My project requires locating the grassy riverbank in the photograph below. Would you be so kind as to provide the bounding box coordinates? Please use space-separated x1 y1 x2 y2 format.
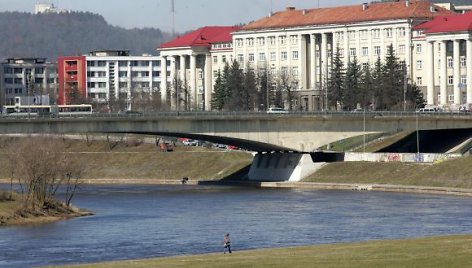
304 156 472 189
54 234 472 268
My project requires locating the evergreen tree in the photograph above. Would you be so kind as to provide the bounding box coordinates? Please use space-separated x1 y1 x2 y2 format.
257 68 270 110
359 62 374 109
343 56 361 110
243 65 257 111
406 83 426 109
382 44 404 110
372 57 384 110
211 70 226 110
327 46 344 110
226 60 245 111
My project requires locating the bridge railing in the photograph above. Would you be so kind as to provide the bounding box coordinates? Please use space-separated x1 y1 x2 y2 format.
1 110 471 120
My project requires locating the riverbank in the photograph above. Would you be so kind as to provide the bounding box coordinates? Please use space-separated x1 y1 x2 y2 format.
54 234 472 268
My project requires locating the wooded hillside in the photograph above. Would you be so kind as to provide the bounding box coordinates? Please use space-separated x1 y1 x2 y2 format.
0 12 172 60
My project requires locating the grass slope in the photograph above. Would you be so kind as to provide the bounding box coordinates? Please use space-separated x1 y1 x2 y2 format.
55 235 472 268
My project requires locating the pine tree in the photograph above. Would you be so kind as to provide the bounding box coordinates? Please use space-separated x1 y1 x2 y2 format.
343 56 361 110
211 70 226 110
382 44 404 110
327 46 344 110
226 60 245 111
372 57 383 110
359 62 374 109
243 66 257 111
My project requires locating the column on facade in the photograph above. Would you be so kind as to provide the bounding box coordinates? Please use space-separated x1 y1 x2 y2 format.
160 56 167 104
299 34 306 90
170 56 177 110
440 41 447 105
309 34 316 89
204 53 212 110
405 26 411 78
453 39 461 105
380 28 385 61
321 32 329 87
356 30 361 61
344 29 349 68
467 39 472 104
426 41 435 105
180 55 186 84
190 54 197 109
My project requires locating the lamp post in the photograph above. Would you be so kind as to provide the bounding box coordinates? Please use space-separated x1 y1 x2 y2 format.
363 106 366 152
415 104 420 156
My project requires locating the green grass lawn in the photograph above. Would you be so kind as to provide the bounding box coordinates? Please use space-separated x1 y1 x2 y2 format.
54 235 472 268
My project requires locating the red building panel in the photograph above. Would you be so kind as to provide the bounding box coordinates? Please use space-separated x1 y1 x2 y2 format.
57 56 87 105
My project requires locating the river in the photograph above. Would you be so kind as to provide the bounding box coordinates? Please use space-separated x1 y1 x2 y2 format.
1 184 472 267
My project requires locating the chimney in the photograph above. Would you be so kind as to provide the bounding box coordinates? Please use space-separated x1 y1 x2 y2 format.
302 9 308 15
362 3 368 11
430 5 436 12
405 0 410 7
286 6 295 11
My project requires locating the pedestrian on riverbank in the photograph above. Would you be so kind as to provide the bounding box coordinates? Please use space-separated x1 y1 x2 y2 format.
223 233 232 254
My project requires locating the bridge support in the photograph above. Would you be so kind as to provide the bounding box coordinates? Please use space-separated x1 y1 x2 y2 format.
248 152 325 182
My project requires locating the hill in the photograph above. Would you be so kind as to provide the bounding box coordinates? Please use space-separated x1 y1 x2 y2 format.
0 12 172 60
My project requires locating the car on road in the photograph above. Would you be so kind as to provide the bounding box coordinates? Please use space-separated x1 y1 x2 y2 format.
267 107 288 114
182 139 198 146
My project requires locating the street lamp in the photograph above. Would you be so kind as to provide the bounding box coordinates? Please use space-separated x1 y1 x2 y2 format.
415 104 421 158
363 106 366 152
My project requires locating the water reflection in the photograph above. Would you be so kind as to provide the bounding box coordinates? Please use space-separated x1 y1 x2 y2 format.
1 184 472 267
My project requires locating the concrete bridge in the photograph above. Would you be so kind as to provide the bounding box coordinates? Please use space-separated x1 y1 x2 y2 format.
1 111 471 182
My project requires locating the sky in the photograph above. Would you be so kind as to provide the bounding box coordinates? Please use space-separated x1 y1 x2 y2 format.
0 0 367 33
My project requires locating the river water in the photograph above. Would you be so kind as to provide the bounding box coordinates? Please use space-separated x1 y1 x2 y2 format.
1 184 472 267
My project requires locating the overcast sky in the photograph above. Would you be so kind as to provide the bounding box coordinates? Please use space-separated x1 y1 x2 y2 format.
0 0 366 33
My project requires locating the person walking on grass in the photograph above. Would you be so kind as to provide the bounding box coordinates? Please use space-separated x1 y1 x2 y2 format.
223 233 232 254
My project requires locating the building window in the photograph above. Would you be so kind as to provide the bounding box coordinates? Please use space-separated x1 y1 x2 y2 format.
360 30 368 40
447 57 453 68
416 77 422 85
268 36 276 46
198 70 203 79
119 71 127 77
213 71 218 78
460 56 466 68
236 38 243 47
281 51 287 61
448 75 454 85
448 94 454 102
336 32 344 42
416 60 422 70
247 38 254 47
461 75 467 86
374 46 381 56
291 66 299 76
281 66 288 75
385 28 393 38
270 52 276 61
292 51 299 60
248 53 254 62
373 29 380 39
222 55 226 63
213 56 218 64
362 63 369 70
259 52 266 61
398 45 405 55
279 36 286 45
237 54 244 62
350 48 356 57
290 35 298 45
257 37 265 46
416 44 422 53
362 47 369 56
398 27 406 37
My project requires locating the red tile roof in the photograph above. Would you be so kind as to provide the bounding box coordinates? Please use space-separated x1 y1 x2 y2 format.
160 26 241 49
415 11 472 33
241 0 453 31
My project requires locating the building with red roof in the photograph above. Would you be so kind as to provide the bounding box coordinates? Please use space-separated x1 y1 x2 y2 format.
411 10 472 108
158 26 240 110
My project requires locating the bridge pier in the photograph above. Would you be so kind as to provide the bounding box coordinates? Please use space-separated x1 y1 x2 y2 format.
248 152 325 182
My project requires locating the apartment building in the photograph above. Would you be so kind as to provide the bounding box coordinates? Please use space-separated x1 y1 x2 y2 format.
0 58 57 106
57 50 163 107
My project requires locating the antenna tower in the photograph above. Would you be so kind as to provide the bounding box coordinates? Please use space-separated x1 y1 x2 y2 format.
171 0 175 36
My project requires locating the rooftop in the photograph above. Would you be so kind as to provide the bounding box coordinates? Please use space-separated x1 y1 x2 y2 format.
241 0 453 31
415 10 472 33
160 26 241 49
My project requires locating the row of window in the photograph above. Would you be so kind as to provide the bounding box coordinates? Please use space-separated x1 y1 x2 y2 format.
5 88 23 94
415 76 467 86
3 67 46 74
416 57 468 70
87 60 160 67
212 43 232 49
235 27 407 48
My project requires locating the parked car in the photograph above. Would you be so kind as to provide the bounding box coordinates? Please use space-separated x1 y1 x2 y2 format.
182 139 198 146
267 107 288 113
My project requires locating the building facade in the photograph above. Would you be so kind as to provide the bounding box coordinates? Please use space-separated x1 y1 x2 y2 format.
159 1 471 111
158 26 240 110
1 58 57 106
57 50 163 109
